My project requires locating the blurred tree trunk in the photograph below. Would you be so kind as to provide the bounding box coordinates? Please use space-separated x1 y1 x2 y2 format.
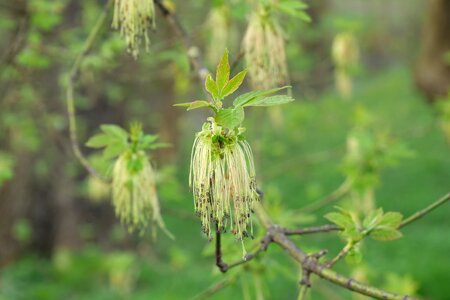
415 0 450 101
50 145 81 251
0 150 33 266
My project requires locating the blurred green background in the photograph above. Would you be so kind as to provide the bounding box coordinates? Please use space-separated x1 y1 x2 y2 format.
0 0 449 299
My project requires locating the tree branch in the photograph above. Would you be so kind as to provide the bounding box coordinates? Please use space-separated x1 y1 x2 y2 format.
283 224 340 236
66 0 113 180
400 192 450 228
266 224 416 300
154 0 209 83
217 232 272 273
190 276 234 300
215 226 228 273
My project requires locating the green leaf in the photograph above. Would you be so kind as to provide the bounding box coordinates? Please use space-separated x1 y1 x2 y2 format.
221 70 247 98
86 134 111 148
173 100 211 111
205 74 219 99
370 228 403 241
378 212 403 229
215 107 245 129
276 1 311 22
140 135 159 149
233 86 290 107
343 226 363 241
243 95 294 107
363 208 384 230
324 212 354 229
103 142 127 159
216 50 230 93
100 124 128 140
345 246 363 265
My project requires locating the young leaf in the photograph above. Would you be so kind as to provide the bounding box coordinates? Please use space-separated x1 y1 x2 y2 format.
378 212 403 229
370 228 403 241
216 50 230 93
215 107 245 129
86 134 111 148
233 86 290 107
205 74 219 99
174 100 211 111
346 246 363 265
100 124 128 141
343 226 363 241
103 142 127 159
363 208 384 230
276 1 311 22
221 70 247 99
324 212 354 229
243 95 294 107
140 135 159 149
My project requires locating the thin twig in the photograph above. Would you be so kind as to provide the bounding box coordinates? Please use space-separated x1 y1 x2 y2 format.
284 224 340 236
66 0 113 180
325 242 353 268
219 232 272 273
189 276 234 300
400 192 450 228
215 226 229 273
298 250 327 300
297 285 309 300
154 0 209 82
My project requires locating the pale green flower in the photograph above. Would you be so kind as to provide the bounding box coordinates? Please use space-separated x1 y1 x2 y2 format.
190 119 258 240
242 11 288 89
112 0 155 58
332 32 360 99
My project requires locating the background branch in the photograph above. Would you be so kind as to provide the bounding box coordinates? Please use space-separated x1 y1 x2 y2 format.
66 0 113 180
400 192 450 228
283 224 340 236
154 0 209 82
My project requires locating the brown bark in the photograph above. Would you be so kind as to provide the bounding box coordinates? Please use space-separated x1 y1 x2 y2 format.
0 150 33 266
415 0 450 101
50 156 81 251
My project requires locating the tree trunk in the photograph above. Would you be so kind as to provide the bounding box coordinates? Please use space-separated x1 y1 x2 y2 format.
50 155 81 251
0 150 33 266
415 0 450 102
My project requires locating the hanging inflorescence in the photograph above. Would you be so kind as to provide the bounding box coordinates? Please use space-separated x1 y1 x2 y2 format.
175 50 293 252
190 119 258 240
112 0 156 58
242 10 288 89
86 122 173 238
112 149 160 232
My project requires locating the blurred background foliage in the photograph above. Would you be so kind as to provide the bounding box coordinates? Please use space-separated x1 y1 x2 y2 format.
0 0 449 299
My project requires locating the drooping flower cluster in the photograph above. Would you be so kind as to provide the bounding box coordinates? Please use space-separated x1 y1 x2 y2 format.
190 119 258 240
112 149 161 233
175 50 293 248
86 123 172 237
112 0 155 58
332 32 360 99
242 11 288 89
